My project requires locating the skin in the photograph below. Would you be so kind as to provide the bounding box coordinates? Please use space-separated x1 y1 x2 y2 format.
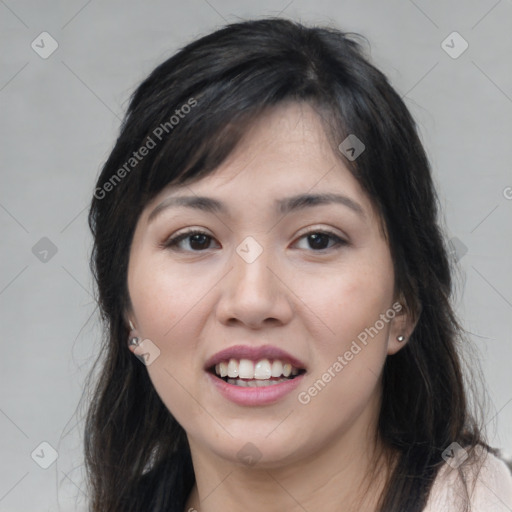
126 102 414 512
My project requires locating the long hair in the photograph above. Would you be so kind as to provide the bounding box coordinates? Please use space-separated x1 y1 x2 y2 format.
84 17 491 511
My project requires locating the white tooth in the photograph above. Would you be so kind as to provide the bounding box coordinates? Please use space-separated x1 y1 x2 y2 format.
255 379 269 387
227 359 239 378
291 367 299 376
271 360 283 377
236 379 248 387
254 359 271 379
245 379 258 387
239 359 255 379
219 361 228 378
227 378 236 385
215 363 221 376
283 363 292 377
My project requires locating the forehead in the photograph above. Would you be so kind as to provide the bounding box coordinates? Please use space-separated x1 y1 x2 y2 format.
146 102 375 217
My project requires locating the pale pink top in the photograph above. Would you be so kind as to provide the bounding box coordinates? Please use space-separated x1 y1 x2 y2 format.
423 449 512 511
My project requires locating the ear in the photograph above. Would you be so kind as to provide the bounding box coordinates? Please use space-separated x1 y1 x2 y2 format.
387 297 418 355
123 311 140 354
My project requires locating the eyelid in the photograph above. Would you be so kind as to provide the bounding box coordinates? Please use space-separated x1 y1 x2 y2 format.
294 224 348 241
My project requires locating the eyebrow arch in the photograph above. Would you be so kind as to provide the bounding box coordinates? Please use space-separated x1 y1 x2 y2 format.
147 192 366 224
277 193 366 219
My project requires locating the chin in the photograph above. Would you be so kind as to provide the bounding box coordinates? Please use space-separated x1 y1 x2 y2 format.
190 426 315 470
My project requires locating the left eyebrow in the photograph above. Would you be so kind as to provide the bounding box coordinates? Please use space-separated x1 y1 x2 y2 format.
147 192 366 224
276 193 366 219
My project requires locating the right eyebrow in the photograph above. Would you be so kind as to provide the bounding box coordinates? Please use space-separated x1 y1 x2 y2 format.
148 196 227 224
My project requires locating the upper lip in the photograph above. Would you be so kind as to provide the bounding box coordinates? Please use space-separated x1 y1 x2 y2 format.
204 345 307 371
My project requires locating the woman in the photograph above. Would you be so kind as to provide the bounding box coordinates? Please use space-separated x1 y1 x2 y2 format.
84 17 512 512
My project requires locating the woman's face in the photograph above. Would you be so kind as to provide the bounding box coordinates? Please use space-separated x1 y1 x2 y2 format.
127 102 409 467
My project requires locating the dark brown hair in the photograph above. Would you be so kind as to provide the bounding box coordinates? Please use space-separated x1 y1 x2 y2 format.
84 17 493 511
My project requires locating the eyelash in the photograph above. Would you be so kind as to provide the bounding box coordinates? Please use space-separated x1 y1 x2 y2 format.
162 228 348 253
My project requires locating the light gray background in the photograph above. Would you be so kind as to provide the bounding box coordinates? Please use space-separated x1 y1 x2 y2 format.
1 1 511 510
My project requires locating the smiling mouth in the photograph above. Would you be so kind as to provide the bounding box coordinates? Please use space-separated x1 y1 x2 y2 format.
208 358 306 387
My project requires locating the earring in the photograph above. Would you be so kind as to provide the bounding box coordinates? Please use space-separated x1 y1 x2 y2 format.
128 336 140 348
397 335 405 342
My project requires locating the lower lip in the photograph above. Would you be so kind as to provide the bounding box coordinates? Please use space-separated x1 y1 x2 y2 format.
207 372 305 406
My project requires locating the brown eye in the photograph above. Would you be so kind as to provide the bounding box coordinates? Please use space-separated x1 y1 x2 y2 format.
164 230 219 252
295 230 348 251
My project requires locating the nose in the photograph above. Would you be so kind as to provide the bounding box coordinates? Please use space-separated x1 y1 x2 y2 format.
215 241 294 329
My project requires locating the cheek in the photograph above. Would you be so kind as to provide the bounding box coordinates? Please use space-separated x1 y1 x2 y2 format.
293 282 393 440
128 254 208 338
294 250 395 352
291 249 395 425
128 257 203 365
128 259 212 429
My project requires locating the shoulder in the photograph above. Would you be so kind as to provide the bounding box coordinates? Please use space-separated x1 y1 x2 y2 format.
423 447 512 512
